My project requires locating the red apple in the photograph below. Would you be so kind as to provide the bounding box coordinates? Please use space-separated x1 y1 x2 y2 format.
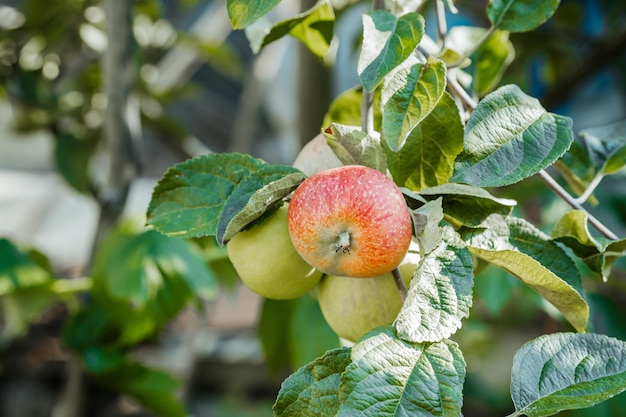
287 165 413 278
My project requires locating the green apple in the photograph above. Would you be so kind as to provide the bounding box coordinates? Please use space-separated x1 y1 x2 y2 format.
227 205 323 300
317 261 417 343
292 133 342 176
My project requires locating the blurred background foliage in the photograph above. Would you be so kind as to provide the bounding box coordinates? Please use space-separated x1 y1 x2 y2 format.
0 0 625 416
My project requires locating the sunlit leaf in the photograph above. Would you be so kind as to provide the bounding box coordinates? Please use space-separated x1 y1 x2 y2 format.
273 347 351 417
227 0 281 29
323 123 387 173
338 327 465 416
358 10 424 92
452 84 574 187
384 92 464 190
395 227 473 343
461 214 588 332
381 56 447 150
487 0 560 33
510 332 626 417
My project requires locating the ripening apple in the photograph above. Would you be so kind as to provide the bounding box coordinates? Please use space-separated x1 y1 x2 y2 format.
227 205 323 300
287 165 413 278
318 260 418 343
292 133 342 176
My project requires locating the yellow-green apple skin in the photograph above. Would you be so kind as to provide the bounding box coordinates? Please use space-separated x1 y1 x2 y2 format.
318 261 418 343
288 165 413 278
227 205 323 300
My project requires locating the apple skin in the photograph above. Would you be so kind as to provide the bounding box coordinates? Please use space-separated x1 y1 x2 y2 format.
292 133 343 176
227 205 323 300
318 261 417 343
287 165 413 278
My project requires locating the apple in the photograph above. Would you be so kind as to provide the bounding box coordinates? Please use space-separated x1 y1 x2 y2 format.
292 133 342 176
227 205 323 300
287 165 413 278
318 261 418 343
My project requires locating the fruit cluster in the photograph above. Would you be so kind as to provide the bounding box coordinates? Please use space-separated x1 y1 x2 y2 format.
227 136 416 342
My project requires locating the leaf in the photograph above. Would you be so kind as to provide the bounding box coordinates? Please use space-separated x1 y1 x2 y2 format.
418 183 517 227
323 123 387 172
461 214 589 332
411 197 444 255
216 167 305 245
338 327 465 416
93 359 186 417
248 0 335 58
273 347 352 417
147 153 300 240
384 92 464 190
510 332 626 417
472 29 515 96
227 0 281 29
259 297 340 375
452 84 574 187
579 119 626 176
395 227 474 343
358 10 424 92
552 210 626 281
54 132 97 193
381 56 447 150
322 86 383 131
289 296 341 370
487 0 560 33
0 239 54 296
91 229 217 346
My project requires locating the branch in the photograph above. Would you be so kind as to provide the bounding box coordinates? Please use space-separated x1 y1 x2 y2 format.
392 267 408 303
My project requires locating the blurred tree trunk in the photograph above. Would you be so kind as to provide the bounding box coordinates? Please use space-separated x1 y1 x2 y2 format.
297 0 332 148
54 1 136 416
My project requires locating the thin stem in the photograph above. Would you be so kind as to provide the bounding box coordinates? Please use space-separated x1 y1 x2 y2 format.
574 171 603 204
537 170 618 240
391 267 408 303
434 0 448 47
361 90 375 134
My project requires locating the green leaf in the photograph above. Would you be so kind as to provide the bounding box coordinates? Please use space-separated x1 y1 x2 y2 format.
54 133 97 193
395 227 474 343
227 0 281 29
216 166 305 245
381 56 447 150
273 347 351 417
323 123 387 172
289 296 341 370
473 29 515 96
92 229 217 346
248 0 335 58
418 183 517 227
0 238 53 295
510 332 626 417
552 210 626 281
322 86 382 131
487 0 560 33
259 297 340 375
410 197 444 255
384 92 464 190
338 327 465 416
358 10 424 92
461 214 589 332
452 84 574 187
474 264 520 315
93 359 186 417
147 153 299 240
579 119 626 175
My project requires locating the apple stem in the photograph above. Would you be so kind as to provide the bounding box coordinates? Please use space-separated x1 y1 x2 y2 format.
391 267 407 303
335 231 351 254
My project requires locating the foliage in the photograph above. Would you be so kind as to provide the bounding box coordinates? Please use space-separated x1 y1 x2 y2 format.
1 0 626 416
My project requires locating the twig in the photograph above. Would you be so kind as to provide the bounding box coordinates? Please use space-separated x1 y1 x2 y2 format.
434 0 448 48
391 267 408 303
